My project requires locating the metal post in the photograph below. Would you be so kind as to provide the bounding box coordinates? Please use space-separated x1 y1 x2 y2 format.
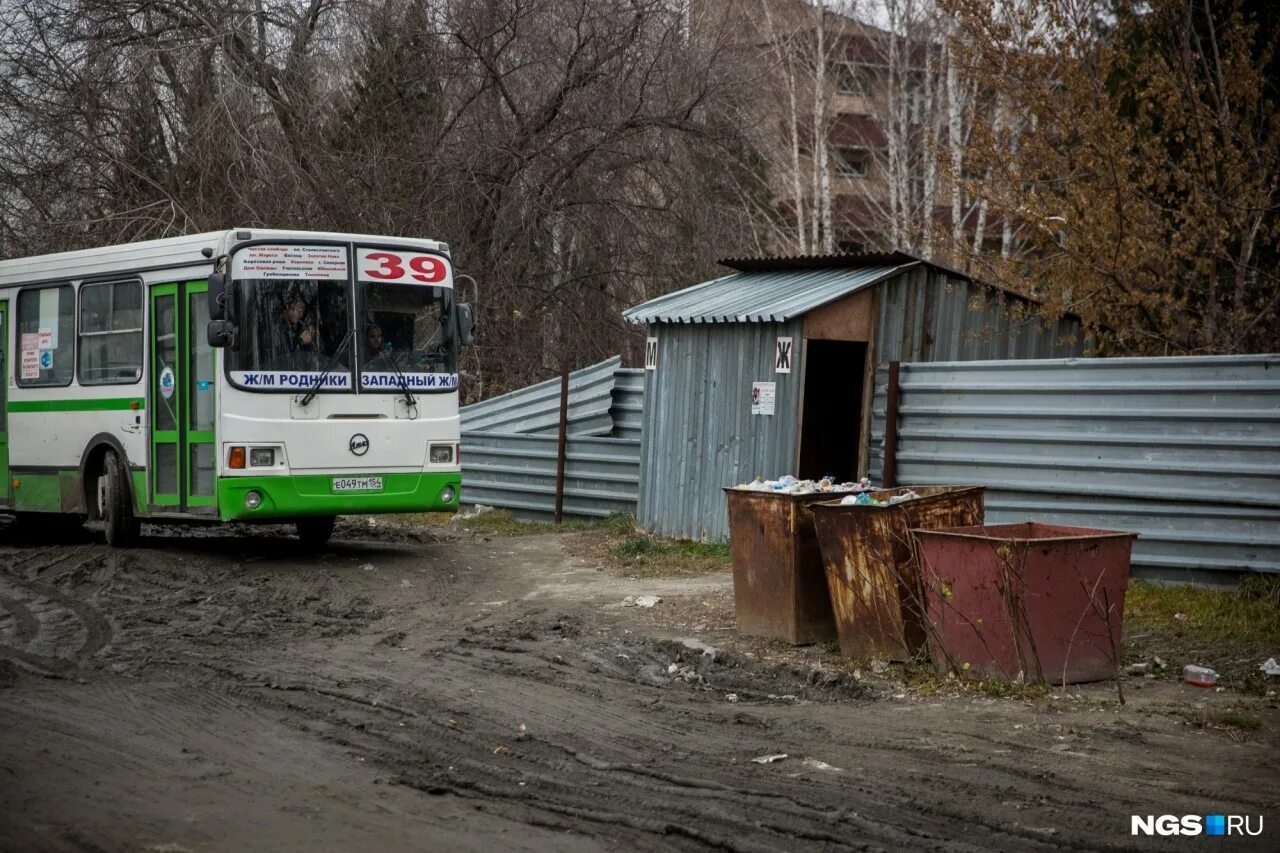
882 361 900 488
553 360 570 523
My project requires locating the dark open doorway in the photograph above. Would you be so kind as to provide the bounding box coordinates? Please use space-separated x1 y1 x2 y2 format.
797 340 867 482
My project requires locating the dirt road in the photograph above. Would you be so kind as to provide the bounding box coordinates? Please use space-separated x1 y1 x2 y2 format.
1 521 1276 851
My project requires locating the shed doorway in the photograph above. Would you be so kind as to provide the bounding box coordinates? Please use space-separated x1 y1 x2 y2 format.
797 340 867 482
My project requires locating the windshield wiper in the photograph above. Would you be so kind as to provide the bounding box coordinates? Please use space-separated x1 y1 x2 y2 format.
384 349 418 410
298 329 353 407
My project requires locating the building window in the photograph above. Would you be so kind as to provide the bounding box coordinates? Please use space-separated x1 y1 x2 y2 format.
834 147 869 178
79 280 144 385
834 62 864 96
16 284 75 387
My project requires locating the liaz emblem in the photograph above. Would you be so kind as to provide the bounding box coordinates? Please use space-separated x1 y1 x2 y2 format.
348 433 370 456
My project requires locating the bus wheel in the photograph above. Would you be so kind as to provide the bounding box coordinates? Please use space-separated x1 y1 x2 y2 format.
103 451 140 547
296 516 336 547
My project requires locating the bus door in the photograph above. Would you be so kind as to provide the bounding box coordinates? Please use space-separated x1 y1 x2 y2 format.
0 301 8 506
149 281 216 512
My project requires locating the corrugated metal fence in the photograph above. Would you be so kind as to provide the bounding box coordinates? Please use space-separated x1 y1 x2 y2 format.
871 355 1280 581
460 358 644 520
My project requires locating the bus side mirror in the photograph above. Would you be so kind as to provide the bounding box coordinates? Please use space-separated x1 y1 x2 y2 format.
457 303 476 346
208 272 227 321
207 320 237 349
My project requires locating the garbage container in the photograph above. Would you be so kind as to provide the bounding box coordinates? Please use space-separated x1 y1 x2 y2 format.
810 486 985 661
723 488 840 644
913 522 1137 684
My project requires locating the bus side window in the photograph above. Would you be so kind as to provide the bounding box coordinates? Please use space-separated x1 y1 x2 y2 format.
16 284 75 388
78 280 144 385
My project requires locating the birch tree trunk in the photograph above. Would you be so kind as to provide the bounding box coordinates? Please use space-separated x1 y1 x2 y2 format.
761 0 809 252
946 25 964 260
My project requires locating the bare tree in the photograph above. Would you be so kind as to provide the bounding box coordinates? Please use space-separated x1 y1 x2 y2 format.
0 0 762 399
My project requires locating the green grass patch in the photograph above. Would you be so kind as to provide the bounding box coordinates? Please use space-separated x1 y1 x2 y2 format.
1127 578 1280 646
611 536 729 560
607 533 730 577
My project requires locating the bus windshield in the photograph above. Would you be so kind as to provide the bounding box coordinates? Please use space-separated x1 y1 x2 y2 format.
229 278 353 389
358 281 457 390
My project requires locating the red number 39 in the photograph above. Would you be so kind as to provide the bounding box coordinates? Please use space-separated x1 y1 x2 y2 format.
364 251 446 283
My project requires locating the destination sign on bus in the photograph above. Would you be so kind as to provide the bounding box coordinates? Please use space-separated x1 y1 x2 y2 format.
230 371 352 389
232 245 348 280
360 372 459 390
228 372 459 390
356 248 451 286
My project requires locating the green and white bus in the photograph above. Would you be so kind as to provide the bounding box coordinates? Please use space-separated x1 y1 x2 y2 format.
0 229 474 546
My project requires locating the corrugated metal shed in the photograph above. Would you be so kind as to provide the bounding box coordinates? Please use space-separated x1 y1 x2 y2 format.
626 252 1085 542
869 355 1280 581
874 265 1081 361
623 264 909 324
636 320 804 541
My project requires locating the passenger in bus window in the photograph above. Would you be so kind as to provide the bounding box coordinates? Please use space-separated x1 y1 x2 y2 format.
365 323 384 356
279 294 316 353
363 322 393 371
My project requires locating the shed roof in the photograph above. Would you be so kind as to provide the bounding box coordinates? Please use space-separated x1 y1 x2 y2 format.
623 260 915 325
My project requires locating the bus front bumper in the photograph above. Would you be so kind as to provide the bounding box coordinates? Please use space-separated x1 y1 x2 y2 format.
217 472 462 520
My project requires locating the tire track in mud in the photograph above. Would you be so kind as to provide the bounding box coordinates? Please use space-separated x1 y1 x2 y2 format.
171 623 1163 853
0 573 112 675
3 530 1272 852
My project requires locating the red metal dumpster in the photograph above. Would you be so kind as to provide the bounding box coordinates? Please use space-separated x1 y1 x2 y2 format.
723 488 839 644
913 523 1137 684
810 486 985 661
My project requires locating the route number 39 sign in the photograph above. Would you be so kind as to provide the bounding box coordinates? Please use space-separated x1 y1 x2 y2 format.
356 248 452 285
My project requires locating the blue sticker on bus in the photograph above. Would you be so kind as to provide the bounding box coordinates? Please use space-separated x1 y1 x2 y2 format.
197 380 211 391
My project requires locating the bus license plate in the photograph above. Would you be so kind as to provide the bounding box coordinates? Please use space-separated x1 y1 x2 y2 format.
332 476 383 493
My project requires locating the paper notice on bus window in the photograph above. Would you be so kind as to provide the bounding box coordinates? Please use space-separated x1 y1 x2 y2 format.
37 328 53 350
20 332 38 351
21 349 39 379
231 245 348 280
38 290 58 348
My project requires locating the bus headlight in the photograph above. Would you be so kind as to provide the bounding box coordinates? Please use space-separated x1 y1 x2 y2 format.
429 443 454 464
245 490 263 510
440 486 455 504
249 448 275 467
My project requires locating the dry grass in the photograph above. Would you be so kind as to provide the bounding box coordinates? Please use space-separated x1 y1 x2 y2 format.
1125 576 1280 694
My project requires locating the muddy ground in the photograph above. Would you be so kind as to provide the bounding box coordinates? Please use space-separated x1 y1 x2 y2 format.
1 519 1276 852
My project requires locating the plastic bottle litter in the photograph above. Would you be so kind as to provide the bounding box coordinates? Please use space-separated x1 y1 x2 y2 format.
1182 664 1218 687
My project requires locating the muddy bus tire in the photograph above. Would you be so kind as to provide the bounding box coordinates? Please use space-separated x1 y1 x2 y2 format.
297 516 336 547
103 451 141 548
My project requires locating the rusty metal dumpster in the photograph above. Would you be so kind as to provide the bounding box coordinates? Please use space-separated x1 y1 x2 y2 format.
723 489 839 644
810 486 985 661
914 522 1137 684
